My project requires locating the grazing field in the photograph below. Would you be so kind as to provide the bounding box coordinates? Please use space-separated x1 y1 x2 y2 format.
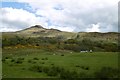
2 48 119 78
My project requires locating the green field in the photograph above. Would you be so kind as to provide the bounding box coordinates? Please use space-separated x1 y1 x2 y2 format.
2 48 119 78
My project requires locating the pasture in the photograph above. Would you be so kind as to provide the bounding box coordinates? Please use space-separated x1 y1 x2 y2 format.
2 48 119 78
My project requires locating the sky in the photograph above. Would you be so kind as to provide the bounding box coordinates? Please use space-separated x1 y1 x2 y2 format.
0 0 119 32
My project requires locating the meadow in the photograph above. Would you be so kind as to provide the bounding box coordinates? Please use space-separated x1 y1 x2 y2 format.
2 48 119 79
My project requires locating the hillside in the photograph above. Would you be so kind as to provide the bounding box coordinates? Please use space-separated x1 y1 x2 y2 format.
2 25 119 41
2 25 119 52
2 25 76 39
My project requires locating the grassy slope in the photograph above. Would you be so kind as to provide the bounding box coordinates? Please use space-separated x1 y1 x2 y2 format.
2 31 119 43
2 48 118 78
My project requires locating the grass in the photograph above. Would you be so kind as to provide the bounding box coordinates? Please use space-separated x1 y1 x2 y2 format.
2 48 119 78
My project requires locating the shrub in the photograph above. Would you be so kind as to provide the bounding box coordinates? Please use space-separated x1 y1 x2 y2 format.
33 57 39 60
32 61 36 64
11 59 15 62
61 54 64 56
94 67 119 79
41 62 45 64
18 57 24 60
8 64 13 66
46 68 58 76
63 44 81 52
80 66 89 70
44 57 48 60
80 66 85 69
41 58 45 60
5 57 9 59
42 67 49 73
29 65 43 72
70 71 78 78
2 59 5 62
85 67 89 70
51 63 54 65
75 65 80 67
22 68 25 70
51 66 61 73
15 60 23 64
28 60 32 63
60 70 72 79
15 57 24 64
79 72 88 78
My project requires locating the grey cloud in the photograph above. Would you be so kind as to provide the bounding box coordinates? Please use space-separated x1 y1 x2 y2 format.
1 0 119 32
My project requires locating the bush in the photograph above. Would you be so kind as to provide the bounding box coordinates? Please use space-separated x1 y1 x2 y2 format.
28 59 36 64
8 64 13 66
94 67 119 79
32 61 37 64
5 57 9 59
51 63 54 65
41 58 45 60
80 66 89 70
46 68 58 76
29 65 43 72
28 60 32 63
60 70 73 79
41 57 48 60
61 54 64 56
15 60 23 64
75 65 80 67
41 62 45 64
18 57 24 60
42 67 49 73
80 66 85 69
22 68 25 70
11 59 15 62
63 44 81 52
85 67 89 70
79 72 88 78
15 58 25 64
44 57 48 60
2 59 5 62
33 57 39 60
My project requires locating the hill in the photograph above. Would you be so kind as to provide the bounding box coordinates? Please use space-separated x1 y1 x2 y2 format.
2 25 76 39
2 25 119 40
2 25 119 52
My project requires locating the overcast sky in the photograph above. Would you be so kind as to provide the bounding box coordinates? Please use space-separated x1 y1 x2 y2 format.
0 0 119 32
